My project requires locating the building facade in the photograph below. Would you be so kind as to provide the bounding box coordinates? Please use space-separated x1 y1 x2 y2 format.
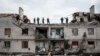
0 6 100 56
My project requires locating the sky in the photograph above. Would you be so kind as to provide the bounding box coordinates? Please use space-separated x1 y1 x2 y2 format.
0 0 100 23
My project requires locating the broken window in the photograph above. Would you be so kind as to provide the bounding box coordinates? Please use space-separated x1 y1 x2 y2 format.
4 41 10 48
88 41 95 49
88 28 94 35
51 41 62 50
51 28 64 38
72 28 78 36
22 28 28 35
80 18 84 22
22 41 28 48
64 40 70 49
36 27 48 39
72 41 78 49
5 28 11 37
50 41 64 54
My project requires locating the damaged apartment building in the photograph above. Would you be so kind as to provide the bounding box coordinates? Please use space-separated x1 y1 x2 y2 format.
0 5 100 56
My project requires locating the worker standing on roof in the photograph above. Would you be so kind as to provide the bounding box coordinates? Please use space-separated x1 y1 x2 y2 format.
61 17 64 24
37 17 40 24
65 17 68 24
42 17 44 24
47 18 50 24
33 18 35 24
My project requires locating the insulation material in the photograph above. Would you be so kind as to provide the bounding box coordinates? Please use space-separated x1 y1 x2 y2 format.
51 28 64 39
72 41 78 49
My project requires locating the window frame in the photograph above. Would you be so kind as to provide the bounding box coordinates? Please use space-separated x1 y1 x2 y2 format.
22 41 28 48
72 28 78 36
4 28 11 37
4 41 10 48
22 28 28 35
87 41 95 49
80 18 84 22
88 28 94 35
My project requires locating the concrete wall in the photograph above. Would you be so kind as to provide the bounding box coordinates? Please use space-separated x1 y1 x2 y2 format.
64 25 98 40
64 24 100 53
0 40 35 52
0 16 36 53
